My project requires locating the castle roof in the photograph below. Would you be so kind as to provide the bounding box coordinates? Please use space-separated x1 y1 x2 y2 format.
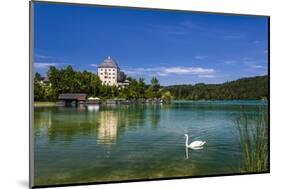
99 56 119 69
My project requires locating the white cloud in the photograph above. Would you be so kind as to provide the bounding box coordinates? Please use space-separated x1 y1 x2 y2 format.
223 34 244 39
243 58 265 69
124 67 159 74
250 65 265 69
90 64 98 67
243 57 257 65
148 20 200 36
35 54 51 59
253 40 260 44
163 67 215 74
195 55 208 60
224 60 236 65
244 61 255 65
124 66 215 77
198 75 216 78
34 62 58 69
156 72 169 76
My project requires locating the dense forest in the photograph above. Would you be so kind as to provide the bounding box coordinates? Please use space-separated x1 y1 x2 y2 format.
34 65 268 101
165 75 268 100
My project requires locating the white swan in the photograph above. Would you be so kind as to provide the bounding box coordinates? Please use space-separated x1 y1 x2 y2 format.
185 133 206 149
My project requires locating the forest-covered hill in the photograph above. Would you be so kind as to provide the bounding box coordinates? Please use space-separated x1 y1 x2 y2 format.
165 75 268 100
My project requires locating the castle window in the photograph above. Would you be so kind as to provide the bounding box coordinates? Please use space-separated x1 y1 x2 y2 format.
109 73 111 75
100 73 103 75
113 77 115 79
109 69 111 71
109 77 111 79
112 73 115 75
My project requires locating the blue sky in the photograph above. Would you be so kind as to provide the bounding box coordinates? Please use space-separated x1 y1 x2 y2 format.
34 2 268 86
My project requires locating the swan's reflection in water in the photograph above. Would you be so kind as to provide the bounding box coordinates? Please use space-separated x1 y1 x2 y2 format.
185 146 204 160
185 147 189 160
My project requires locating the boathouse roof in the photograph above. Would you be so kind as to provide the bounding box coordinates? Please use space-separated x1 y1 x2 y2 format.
58 93 87 101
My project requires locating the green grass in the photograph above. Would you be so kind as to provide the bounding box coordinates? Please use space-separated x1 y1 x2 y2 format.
34 101 57 107
236 108 268 172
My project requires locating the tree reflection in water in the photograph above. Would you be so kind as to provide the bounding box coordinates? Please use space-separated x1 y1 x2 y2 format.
34 104 163 145
150 105 161 128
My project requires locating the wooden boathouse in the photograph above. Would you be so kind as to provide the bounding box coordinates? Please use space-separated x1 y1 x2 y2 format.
58 93 87 106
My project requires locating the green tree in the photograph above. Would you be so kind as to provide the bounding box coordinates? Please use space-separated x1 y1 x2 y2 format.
151 77 160 92
137 78 146 99
147 76 161 98
161 91 173 102
35 72 42 81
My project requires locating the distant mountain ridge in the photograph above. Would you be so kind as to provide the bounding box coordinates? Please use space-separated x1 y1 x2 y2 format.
165 75 268 100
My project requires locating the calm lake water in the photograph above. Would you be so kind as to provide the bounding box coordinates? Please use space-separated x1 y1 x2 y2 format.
33 100 268 186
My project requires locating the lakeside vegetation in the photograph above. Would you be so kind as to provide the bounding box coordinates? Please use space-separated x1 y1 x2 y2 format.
34 65 170 102
235 109 268 172
34 65 268 102
34 102 57 107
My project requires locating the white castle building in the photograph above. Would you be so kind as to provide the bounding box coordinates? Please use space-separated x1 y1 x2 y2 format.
98 56 128 86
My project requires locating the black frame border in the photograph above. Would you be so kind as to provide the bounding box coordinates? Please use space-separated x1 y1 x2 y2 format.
29 0 270 188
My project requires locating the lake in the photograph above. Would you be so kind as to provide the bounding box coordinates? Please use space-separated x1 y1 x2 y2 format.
33 100 268 186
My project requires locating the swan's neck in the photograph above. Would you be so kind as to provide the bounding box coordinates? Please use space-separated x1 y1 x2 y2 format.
185 135 189 147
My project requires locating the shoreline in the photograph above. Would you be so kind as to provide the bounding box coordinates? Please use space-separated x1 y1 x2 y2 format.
34 102 58 107
34 99 268 107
